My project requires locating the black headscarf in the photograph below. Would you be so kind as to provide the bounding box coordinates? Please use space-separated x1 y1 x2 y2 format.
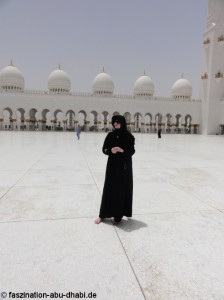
112 115 127 131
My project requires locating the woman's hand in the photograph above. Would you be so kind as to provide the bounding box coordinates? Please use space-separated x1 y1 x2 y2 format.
111 147 117 154
116 147 124 153
111 147 124 154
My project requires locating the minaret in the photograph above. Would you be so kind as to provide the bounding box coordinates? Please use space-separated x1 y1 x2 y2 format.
200 0 224 134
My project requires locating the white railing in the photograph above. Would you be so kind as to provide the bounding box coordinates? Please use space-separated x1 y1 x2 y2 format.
0 88 201 102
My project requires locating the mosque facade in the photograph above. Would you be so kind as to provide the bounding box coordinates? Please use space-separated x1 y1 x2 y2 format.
0 0 223 135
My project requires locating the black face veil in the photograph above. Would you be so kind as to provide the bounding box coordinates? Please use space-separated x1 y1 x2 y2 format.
112 115 127 130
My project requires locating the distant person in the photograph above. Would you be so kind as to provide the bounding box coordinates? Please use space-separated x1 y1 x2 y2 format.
158 128 162 138
76 125 81 140
95 115 135 224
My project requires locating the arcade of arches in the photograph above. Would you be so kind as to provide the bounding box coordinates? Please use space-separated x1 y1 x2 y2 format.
0 108 199 134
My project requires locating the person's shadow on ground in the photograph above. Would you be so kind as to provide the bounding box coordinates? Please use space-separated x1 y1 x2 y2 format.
115 218 147 232
103 218 147 232
101 218 147 232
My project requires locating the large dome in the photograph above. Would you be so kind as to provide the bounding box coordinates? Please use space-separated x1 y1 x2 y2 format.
92 69 114 95
48 66 71 93
171 77 192 99
133 73 155 97
0 62 24 92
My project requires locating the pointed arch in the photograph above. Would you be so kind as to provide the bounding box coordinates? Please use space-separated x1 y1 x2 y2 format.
175 114 182 126
78 110 87 129
124 112 131 124
3 107 13 130
185 114 192 124
165 113 173 124
144 113 152 124
155 113 162 124
66 110 75 130
134 112 142 132
185 114 192 133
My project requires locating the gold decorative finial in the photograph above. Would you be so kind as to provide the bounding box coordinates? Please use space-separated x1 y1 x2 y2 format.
102 67 105 73
10 59 13 66
182 73 184 78
144 70 146 75
58 64 61 70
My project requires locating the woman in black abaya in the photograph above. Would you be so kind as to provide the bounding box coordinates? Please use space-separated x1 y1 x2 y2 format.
95 115 135 224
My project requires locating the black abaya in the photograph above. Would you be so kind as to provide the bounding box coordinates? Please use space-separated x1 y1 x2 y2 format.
99 129 135 220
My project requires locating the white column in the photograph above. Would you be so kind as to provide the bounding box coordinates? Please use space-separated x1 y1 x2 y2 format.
11 113 17 130
35 112 42 131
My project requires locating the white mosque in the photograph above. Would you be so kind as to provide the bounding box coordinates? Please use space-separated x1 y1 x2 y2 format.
0 0 223 135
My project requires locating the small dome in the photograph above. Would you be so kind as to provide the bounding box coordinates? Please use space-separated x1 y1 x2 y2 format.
0 62 24 92
171 77 192 99
92 69 114 95
48 65 71 93
133 73 155 97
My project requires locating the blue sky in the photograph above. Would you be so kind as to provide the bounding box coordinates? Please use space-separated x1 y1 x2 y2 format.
0 0 208 97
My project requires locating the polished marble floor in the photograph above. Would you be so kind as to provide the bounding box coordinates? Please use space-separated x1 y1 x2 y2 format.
0 131 224 299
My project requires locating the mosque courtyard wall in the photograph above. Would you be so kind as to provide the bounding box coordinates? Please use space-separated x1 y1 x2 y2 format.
0 91 202 134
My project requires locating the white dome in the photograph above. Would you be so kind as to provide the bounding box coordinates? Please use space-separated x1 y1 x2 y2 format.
92 71 114 95
0 63 24 91
133 74 155 97
48 67 71 93
171 78 192 98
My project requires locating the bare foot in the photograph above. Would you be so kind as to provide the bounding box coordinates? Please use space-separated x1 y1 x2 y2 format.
94 217 102 224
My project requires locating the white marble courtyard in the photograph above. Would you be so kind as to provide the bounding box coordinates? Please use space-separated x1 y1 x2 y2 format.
0 131 224 300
